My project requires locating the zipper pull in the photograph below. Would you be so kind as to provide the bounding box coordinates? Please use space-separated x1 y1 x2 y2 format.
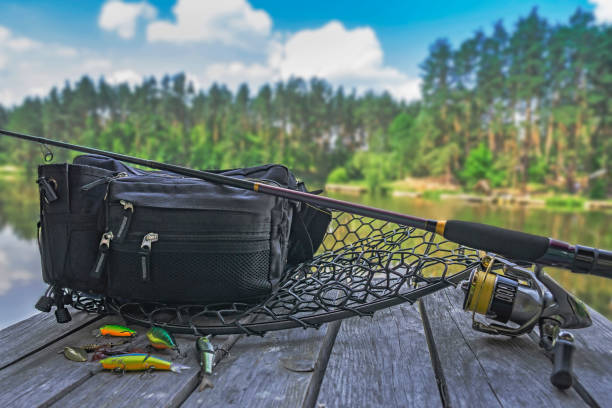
90 232 113 279
37 177 58 204
99 231 114 249
81 172 128 191
114 200 134 243
141 232 159 250
120 200 133 211
139 233 158 282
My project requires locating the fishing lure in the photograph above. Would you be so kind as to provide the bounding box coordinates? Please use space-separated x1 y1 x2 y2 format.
92 347 149 361
60 346 88 362
196 336 215 391
146 326 178 350
99 353 188 373
93 324 137 337
79 340 131 352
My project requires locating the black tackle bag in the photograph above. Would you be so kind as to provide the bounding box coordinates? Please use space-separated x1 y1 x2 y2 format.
36 155 331 305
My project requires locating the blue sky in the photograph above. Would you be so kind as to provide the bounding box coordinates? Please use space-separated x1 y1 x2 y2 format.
0 0 608 105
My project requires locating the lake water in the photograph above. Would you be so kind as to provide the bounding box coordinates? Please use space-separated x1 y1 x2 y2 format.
0 176 610 329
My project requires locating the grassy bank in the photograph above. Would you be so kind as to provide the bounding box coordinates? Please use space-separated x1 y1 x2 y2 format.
325 178 612 212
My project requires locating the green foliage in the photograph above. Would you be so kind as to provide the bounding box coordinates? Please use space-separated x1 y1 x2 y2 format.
421 190 456 201
545 196 586 209
0 75 406 185
588 178 607 200
460 143 505 187
388 112 418 177
360 153 394 195
528 156 549 183
327 167 349 183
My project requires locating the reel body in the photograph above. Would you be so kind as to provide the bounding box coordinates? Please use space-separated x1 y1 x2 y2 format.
461 256 592 389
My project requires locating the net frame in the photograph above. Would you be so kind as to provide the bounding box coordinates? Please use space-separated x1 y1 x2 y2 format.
73 210 482 335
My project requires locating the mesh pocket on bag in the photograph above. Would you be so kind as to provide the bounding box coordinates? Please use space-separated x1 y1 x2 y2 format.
108 242 271 304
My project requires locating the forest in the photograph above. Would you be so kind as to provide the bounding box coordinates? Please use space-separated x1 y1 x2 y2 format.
0 8 610 197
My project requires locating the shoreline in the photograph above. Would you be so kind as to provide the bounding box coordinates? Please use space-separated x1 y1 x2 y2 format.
325 182 612 212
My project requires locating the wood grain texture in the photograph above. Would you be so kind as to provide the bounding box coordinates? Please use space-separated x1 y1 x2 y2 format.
0 309 101 369
316 303 441 408
180 326 327 408
422 287 586 408
0 316 114 408
50 332 204 408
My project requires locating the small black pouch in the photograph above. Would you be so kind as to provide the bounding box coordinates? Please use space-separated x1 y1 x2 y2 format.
37 163 116 293
287 183 332 265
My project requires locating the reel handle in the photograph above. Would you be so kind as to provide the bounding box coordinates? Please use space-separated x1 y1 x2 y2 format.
550 331 575 390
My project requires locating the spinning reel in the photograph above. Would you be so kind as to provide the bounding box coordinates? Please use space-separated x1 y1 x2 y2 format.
461 255 592 390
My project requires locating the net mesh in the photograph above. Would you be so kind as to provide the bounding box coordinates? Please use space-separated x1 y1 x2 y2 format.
80 211 482 335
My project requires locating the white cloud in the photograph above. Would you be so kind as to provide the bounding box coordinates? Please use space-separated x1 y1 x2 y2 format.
204 21 421 101
107 69 143 86
7 37 41 51
271 21 419 100
273 21 383 80
204 62 276 90
99 0 157 39
0 26 9 42
0 25 41 56
147 0 272 47
1 2 421 105
54 46 78 58
0 25 42 71
590 0 612 23
81 58 113 72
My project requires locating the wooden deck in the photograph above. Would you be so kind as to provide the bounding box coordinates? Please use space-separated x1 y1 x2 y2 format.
1 286 611 407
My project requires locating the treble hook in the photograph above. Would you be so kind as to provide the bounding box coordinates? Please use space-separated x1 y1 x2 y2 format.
39 143 54 162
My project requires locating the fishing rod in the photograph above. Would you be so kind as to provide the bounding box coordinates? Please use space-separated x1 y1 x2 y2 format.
1 128 611 279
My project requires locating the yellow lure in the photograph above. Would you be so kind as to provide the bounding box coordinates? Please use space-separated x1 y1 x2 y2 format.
99 354 188 372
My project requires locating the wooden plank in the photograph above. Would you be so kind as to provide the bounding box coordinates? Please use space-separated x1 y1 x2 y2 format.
316 303 441 408
50 332 204 408
422 287 586 407
0 316 115 408
0 309 101 369
180 326 328 408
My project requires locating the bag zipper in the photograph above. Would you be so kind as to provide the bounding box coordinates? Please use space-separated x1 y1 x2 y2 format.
80 172 129 191
139 232 158 282
125 232 269 241
114 200 134 243
90 231 113 279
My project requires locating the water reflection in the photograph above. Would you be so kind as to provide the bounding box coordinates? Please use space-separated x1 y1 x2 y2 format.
0 173 610 329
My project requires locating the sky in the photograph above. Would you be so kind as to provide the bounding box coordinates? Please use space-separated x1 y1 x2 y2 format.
0 0 610 106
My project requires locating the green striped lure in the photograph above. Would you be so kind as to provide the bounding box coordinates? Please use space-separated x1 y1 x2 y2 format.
146 326 179 351
196 336 215 391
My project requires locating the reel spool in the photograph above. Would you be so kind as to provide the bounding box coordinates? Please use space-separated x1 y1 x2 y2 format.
460 255 592 389
461 256 542 336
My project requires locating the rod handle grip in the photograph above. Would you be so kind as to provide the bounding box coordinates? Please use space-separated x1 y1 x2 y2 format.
443 220 549 262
